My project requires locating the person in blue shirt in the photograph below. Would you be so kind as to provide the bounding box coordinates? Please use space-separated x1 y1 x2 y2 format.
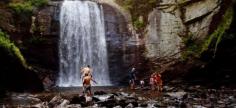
129 67 136 90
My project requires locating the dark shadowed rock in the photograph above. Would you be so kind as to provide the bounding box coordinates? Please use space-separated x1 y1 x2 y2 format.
139 102 148 107
98 99 117 108
94 91 107 95
154 103 161 107
70 96 87 107
125 99 138 107
117 99 128 108
92 96 100 102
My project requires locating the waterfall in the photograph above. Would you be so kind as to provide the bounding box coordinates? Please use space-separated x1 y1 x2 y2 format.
58 0 111 87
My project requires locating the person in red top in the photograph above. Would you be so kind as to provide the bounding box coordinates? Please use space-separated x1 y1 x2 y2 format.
153 72 163 92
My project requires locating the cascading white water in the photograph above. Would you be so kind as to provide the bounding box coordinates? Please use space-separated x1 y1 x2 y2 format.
58 0 111 87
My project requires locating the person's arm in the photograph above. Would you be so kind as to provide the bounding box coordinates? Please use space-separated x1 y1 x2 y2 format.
134 72 137 80
80 68 84 78
82 75 85 82
91 78 97 84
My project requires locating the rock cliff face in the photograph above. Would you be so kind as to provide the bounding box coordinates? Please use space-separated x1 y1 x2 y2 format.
0 0 233 87
145 0 224 60
146 8 183 59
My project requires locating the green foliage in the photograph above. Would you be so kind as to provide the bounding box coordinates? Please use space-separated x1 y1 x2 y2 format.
133 18 145 30
9 2 33 15
0 29 27 68
27 0 48 7
116 0 158 31
122 0 133 10
9 0 48 14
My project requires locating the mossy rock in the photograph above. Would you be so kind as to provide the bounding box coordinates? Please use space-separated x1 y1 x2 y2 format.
181 6 234 61
0 30 44 92
0 30 27 68
116 0 158 32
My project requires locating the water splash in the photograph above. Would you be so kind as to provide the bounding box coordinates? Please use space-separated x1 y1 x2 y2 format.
58 1 111 87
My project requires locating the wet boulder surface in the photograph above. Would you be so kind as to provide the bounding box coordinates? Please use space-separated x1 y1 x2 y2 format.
0 86 236 108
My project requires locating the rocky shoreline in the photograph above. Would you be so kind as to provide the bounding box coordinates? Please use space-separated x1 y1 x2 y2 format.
1 85 236 108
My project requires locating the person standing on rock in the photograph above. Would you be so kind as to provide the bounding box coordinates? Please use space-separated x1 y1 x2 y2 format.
83 73 97 96
81 65 92 81
154 72 163 92
129 67 136 90
150 74 155 90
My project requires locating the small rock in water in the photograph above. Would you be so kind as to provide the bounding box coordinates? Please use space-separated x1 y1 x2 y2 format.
153 103 161 107
67 104 81 108
59 99 70 107
142 86 150 90
125 99 138 107
217 100 224 104
92 104 98 107
32 102 48 108
228 103 236 108
125 103 133 108
113 105 122 108
163 86 174 92
120 92 129 97
138 97 144 101
49 95 62 104
228 96 235 101
129 92 136 98
166 91 187 99
193 105 207 108
93 94 114 101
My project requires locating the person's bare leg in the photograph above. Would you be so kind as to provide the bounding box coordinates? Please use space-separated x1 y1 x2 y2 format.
130 83 133 89
130 80 134 89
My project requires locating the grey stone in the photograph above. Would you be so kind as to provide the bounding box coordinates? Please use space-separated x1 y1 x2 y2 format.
93 94 114 101
166 91 187 99
32 102 49 108
113 105 122 108
126 103 134 108
59 99 70 107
